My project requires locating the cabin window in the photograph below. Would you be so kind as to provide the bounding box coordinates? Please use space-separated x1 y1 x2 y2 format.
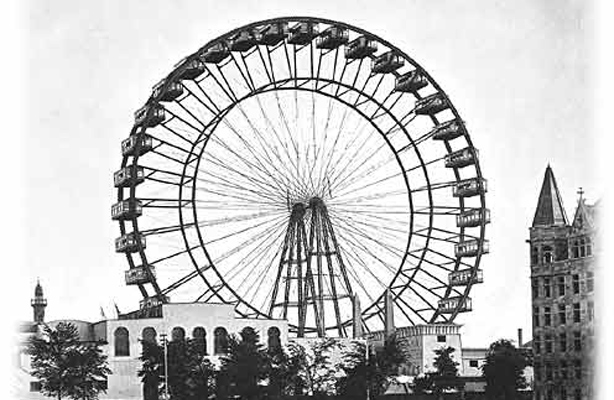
142 327 157 343
214 327 229 354
114 327 130 357
171 326 185 342
193 327 207 355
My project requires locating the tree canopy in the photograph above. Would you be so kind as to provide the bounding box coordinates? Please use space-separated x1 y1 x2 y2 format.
413 346 462 395
28 322 111 400
482 339 530 400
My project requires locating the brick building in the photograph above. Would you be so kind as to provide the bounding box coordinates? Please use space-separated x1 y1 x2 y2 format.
529 166 596 400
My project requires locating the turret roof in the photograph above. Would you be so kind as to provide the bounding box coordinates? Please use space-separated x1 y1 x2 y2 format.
532 165 568 227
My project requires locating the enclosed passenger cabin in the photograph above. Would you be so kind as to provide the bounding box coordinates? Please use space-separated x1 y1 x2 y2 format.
134 104 165 128
152 79 183 102
257 22 288 46
438 296 472 313
431 119 464 141
414 92 449 115
444 147 477 168
448 269 483 286
453 178 487 198
114 166 145 188
111 199 143 221
121 134 153 157
455 239 489 258
287 22 319 45
139 295 169 310
115 232 146 253
345 36 377 59
395 70 428 93
125 265 155 285
372 51 404 74
175 57 207 80
201 42 230 64
229 30 258 52
456 208 490 228
316 26 349 49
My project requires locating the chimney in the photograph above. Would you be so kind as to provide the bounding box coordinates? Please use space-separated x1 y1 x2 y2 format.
517 328 523 347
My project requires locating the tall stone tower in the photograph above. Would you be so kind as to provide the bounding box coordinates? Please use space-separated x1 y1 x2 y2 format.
31 280 47 323
529 166 596 400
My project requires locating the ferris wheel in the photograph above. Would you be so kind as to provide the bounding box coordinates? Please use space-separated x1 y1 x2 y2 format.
112 17 489 337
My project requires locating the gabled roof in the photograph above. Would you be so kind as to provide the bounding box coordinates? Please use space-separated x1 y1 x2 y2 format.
571 197 598 232
532 165 568 227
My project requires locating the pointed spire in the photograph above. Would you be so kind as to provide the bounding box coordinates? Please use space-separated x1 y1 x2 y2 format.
532 165 568 227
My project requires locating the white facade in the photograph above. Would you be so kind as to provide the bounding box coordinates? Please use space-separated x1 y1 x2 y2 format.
16 302 288 400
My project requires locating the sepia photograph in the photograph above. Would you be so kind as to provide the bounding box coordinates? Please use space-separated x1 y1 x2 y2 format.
2 1 609 399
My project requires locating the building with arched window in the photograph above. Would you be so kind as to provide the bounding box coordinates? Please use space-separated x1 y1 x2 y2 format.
15 295 288 400
528 166 597 400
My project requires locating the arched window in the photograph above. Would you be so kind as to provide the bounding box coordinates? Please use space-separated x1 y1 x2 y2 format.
530 247 538 265
214 327 228 354
267 327 281 350
193 327 207 355
142 327 157 344
114 327 130 357
542 246 553 264
171 326 186 342
241 327 257 343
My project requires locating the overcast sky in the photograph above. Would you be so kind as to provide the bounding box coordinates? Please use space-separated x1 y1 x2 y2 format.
4 0 600 348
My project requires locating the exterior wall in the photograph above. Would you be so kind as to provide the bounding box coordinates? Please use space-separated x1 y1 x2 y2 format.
18 302 289 400
461 348 487 377
529 214 596 400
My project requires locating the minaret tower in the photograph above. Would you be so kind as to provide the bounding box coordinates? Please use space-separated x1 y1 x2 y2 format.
31 279 47 323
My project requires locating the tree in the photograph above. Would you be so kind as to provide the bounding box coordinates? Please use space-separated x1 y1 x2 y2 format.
28 322 112 400
222 329 269 400
138 336 215 400
482 339 530 400
337 334 408 398
413 346 462 397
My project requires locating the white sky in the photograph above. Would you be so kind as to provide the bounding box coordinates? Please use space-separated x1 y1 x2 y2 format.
3 0 601 349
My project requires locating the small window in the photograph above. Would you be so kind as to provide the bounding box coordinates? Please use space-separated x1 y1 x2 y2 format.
588 301 594 321
545 334 553 353
544 307 551 326
437 335 446 343
575 389 582 400
558 304 566 325
560 360 568 379
557 276 565 296
572 274 580 294
544 278 551 298
573 303 581 323
532 280 539 299
559 332 567 352
587 271 594 292
574 331 582 351
114 327 130 357
267 326 281 350
545 363 552 381
30 382 42 392
574 360 582 379
469 360 478 368
533 307 540 327
543 246 553 264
